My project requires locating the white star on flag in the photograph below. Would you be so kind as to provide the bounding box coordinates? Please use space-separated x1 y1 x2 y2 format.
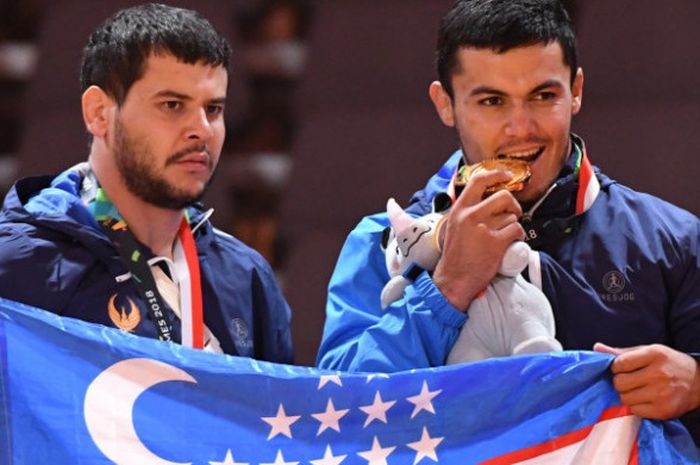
261 404 301 439
318 374 343 389
209 449 249 465
406 380 442 418
365 373 390 383
260 450 299 465
310 445 347 465
311 398 350 435
357 436 396 465
359 391 396 427
406 427 444 464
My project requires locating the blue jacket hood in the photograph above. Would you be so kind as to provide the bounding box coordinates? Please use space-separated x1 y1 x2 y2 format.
0 166 216 270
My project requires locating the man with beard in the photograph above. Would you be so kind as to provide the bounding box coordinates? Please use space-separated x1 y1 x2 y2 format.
317 0 700 443
0 3 293 362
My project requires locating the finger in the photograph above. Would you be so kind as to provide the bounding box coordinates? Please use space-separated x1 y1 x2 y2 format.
594 342 644 357
495 221 526 243
616 382 656 406
483 212 520 231
446 189 521 231
593 342 625 355
480 189 523 217
456 169 515 207
455 190 522 226
614 375 659 418
628 403 671 421
615 394 658 419
594 343 651 374
610 346 659 374
617 385 679 420
611 369 650 394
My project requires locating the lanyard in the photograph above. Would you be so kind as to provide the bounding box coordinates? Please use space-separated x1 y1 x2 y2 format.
99 216 204 349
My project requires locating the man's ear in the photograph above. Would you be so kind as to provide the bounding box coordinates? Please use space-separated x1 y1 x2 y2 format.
571 67 584 115
429 81 455 127
81 86 114 138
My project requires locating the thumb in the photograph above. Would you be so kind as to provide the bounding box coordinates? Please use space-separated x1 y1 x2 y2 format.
593 342 626 356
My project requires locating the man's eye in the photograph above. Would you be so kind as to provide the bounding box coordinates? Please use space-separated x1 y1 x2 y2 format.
206 104 224 115
534 91 556 101
163 101 181 111
479 96 502 106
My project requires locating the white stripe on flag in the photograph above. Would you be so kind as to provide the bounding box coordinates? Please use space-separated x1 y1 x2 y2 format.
513 414 640 465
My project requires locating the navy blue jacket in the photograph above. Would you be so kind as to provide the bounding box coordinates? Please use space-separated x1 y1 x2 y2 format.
0 167 293 363
317 142 700 441
319 145 699 371
404 148 700 355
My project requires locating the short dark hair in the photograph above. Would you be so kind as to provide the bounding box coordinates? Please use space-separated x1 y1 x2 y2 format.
437 0 577 98
80 3 231 105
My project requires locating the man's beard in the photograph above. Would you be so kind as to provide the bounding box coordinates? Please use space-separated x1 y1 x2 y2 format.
113 117 213 210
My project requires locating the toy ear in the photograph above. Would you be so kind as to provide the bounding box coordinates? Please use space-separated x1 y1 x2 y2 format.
380 227 392 250
500 241 530 276
432 193 453 214
386 198 414 233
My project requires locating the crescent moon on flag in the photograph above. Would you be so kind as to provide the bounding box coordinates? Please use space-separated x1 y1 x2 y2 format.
84 358 197 465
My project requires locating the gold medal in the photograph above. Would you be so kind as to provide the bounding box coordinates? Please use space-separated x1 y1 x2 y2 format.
455 158 531 195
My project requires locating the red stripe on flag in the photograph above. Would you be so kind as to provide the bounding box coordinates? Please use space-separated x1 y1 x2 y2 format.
627 435 639 465
479 406 633 465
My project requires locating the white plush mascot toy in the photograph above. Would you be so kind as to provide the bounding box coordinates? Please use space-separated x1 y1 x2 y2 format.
381 195 562 363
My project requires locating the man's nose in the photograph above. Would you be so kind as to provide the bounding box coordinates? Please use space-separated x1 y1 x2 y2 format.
185 108 214 141
504 104 536 138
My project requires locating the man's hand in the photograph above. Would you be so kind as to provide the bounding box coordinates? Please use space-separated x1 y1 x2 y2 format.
432 169 525 311
594 342 700 420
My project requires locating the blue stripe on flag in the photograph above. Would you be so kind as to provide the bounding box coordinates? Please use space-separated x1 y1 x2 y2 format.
0 310 12 465
0 297 697 464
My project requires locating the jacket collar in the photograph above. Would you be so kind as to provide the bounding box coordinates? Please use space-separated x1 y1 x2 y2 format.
405 134 615 234
523 134 612 223
0 165 216 259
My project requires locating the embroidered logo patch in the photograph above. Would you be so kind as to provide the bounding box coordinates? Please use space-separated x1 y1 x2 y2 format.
230 317 253 352
108 294 141 332
602 271 625 294
600 270 635 303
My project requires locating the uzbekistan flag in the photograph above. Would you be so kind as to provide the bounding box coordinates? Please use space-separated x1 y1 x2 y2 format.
0 297 697 464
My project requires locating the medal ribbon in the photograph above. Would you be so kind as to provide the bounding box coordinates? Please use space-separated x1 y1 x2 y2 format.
177 218 204 349
574 142 599 215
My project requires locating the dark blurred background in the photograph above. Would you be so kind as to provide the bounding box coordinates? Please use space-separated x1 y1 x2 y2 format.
0 0 698 366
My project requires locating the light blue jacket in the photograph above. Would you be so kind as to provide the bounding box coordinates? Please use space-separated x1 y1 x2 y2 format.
317 141 700 373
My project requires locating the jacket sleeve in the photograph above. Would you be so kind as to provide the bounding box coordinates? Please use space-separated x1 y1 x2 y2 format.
667 217 700 354
316 214 467 373
0 224 77 313
253 258 294 365
670 219 700 446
